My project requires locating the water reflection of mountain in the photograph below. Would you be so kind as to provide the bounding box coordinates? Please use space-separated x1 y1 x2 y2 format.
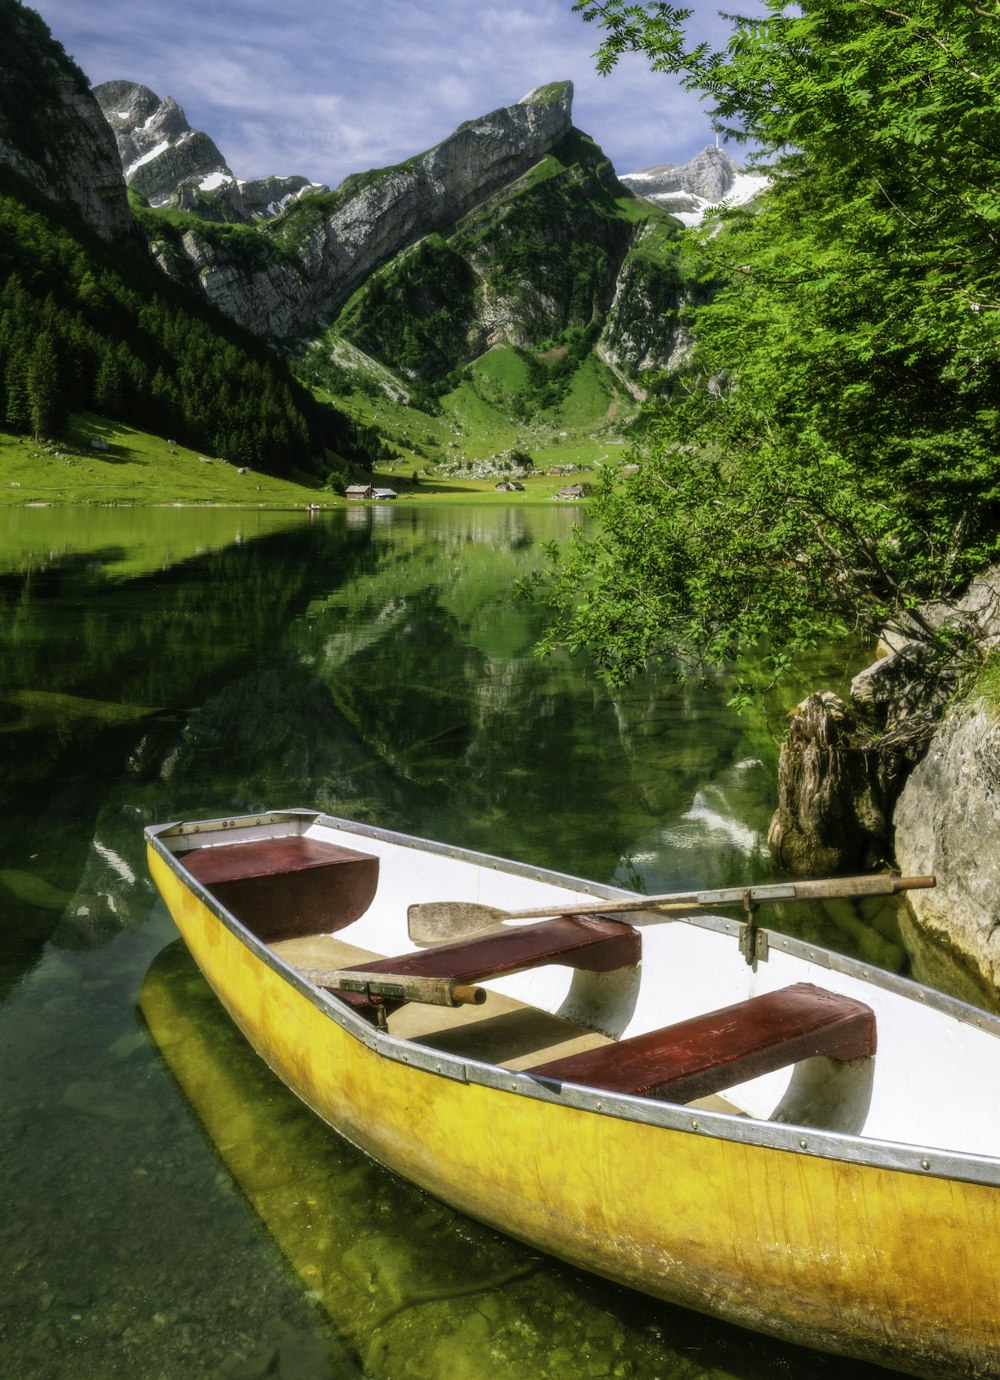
1 505 856 996
1 517 369 989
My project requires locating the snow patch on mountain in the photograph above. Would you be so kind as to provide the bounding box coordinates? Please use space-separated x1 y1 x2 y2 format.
125 139 169 176
622 146 768 226
93 79 328 224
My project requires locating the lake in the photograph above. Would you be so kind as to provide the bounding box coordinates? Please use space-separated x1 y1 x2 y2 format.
0 502 953 1379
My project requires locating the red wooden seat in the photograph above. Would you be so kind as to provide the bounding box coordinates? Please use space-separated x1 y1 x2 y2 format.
527 982 876 1104
330 915 641 1022
181 835 379 940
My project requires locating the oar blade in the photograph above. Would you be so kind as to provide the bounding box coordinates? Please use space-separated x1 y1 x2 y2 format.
408 900 509 944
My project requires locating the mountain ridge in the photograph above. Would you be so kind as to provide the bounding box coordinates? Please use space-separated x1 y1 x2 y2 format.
128 81 581 342
94 80 328 224
621 146 769 225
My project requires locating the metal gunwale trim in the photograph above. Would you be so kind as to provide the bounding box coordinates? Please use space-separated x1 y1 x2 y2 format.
307 810 1000 1038
146 814 1000 1188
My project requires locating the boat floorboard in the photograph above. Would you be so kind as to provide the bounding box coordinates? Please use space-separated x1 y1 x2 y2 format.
270 933 744 1114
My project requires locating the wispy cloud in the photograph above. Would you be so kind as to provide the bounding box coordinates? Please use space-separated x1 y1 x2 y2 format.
33 0 758 185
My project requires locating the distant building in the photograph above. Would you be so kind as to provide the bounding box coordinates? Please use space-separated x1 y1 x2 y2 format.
346 484 373 499
557 484 586 500
495 481 525 491
373 488 397 500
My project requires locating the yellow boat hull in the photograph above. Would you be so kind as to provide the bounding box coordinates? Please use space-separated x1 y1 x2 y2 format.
148 842 999 1377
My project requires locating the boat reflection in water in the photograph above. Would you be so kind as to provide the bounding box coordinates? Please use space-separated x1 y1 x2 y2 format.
139 944 693 1378
141 942 901 1380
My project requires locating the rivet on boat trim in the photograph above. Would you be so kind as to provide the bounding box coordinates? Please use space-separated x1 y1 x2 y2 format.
800 1140 808 1150
921 1159 930 1171
691 1120 699 1130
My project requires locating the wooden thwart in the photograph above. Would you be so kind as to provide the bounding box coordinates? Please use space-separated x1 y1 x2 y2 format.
528 982 877 1104
308 914 641 1017
181 834 380 941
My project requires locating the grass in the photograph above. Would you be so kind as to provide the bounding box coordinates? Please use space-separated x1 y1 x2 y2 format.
0 415 328 508
0 414 614 508
368 466 592 504
972 651 1000 712
315 341 635 471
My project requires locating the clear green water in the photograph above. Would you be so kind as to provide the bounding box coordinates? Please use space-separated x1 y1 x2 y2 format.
0 503 937 1378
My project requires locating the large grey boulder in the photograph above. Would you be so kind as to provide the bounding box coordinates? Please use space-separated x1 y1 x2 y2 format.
893 697 1000 997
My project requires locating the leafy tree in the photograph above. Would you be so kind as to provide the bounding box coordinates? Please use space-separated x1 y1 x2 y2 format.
537 1 1000 695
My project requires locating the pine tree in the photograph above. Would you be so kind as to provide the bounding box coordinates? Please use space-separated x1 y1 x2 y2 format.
27 332 64 440
3 347 31 431
92 347 124 417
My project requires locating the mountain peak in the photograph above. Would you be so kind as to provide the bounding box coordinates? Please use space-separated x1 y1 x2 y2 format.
93 80 326 223
621 145 768 225
520 80 574 112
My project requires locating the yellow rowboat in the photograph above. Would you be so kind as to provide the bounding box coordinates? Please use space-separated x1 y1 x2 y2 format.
146 809 1000 1378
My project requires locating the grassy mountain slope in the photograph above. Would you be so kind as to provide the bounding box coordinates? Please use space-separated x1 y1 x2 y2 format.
292 131 686 468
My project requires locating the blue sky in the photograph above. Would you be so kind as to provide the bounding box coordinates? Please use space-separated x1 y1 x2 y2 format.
32 1 757 187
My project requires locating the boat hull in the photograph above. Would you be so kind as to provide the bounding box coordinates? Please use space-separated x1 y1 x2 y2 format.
147 829 1000 1378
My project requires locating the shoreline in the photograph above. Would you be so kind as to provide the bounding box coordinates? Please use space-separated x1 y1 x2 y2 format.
2 420 599 510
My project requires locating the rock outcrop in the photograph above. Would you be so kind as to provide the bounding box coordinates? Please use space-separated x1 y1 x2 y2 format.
0 4 131 240
767 692 893 875
600 221 696 377
93 81 325 223
769 566 1000 994
894 697 1000 997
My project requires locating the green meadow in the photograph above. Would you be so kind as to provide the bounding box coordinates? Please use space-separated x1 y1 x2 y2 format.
1 342 633 507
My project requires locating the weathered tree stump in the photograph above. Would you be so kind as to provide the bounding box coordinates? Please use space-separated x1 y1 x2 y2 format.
767 692 890 876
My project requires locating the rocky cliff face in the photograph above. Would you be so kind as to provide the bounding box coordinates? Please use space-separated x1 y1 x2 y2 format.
0 1 130 240
600 221 693 377
621 145 768 226
322 121 686 386
142 81 578 341
93 80 325 223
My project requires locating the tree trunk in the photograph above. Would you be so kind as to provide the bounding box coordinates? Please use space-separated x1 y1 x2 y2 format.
767 692 890 876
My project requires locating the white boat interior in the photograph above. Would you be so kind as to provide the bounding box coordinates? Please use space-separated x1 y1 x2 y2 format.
156 810 1000 1172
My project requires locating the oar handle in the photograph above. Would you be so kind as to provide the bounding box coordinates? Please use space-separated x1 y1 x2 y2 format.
300 967 487 1008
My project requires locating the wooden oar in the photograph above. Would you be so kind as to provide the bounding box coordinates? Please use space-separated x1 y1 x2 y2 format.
407 874 935 944
300 967 487 1008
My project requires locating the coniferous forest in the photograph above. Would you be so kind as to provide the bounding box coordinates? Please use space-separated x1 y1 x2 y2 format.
0 175 380 474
